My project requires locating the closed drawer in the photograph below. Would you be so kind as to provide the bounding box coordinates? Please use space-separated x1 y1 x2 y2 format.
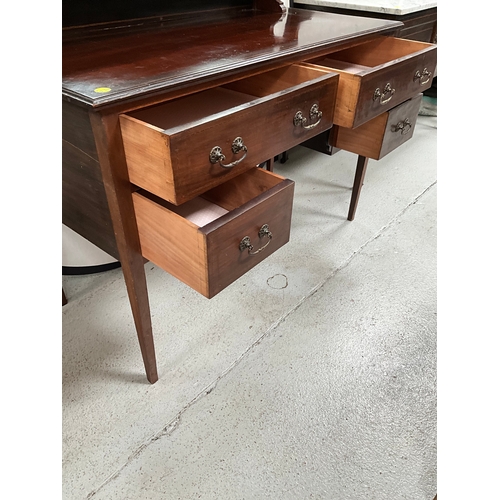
132 168 294 299
330 94 422 160
308 36 436 128
121 64 337 205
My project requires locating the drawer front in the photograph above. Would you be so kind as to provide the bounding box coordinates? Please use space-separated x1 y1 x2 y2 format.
356 51 435 127
121 65 337 205
132 168 294 298
309 37 436 128
331 94 422 160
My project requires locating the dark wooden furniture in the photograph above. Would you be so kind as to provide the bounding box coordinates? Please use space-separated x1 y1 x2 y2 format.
291 1 437 43
63 0 436 382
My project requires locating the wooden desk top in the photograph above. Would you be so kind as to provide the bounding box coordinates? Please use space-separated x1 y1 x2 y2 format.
62 8 401 108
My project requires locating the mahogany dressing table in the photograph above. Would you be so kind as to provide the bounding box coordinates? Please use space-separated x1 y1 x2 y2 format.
62 0 437 383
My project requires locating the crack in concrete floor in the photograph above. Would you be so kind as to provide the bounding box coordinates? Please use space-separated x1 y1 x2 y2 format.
85 180 437 499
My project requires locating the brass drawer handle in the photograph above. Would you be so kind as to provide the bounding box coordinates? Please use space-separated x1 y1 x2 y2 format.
414 68 432 86
239 224 273 255
209 137 248 168
394 118 412 135
373 83 395 105
293 103 323 130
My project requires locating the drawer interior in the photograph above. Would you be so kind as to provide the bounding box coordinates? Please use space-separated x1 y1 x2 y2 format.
135 168 285 228
126 64 335 132
128 88 255 132
222 64 335 97
312 37 434 72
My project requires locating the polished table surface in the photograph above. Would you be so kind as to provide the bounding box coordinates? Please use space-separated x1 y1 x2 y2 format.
62 8 401 108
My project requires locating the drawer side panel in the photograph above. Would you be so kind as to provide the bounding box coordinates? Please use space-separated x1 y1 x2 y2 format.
297 62 361 129
331 113 388 159
132 192 209 296
334 70 362 128
120 115 174 198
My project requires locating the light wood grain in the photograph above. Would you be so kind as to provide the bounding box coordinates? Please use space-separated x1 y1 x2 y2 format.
202 167 284 211
133 191 210 296
119 115 174 199
301 61 362 129
224 64 336 97
331 113 388 159
331 36 433 67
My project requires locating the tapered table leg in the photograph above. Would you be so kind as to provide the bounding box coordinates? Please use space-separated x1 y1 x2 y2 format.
265 157 274 172
348 155 369 221
90 112 158 384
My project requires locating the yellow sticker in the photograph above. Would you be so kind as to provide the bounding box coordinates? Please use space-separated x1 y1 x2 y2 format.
94 87 111 93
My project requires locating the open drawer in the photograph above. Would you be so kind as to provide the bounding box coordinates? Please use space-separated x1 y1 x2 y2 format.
330 94 423 160
132 168 294 299
307 36 436 128
120 64 337 205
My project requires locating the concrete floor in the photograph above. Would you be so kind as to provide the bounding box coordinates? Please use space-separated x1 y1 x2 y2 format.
62 114 437 500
